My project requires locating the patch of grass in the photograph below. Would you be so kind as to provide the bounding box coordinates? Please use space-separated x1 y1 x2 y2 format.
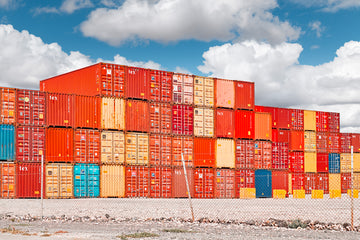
289 219 308 229
162 228 190 233
117 232 160 239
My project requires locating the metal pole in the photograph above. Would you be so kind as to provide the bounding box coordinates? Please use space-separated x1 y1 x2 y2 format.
41 154 44 219
351 146 354 231
181 153 195 222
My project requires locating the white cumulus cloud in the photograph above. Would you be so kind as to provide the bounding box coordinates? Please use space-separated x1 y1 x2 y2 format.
80 0 300 46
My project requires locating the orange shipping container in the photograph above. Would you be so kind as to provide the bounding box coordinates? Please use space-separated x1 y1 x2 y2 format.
215 169 235 198
74 129 100 164
126 66 150 100
0 163 15 198
45 128 74 163
16 89 45 126
0 88 16 124
194 138 216 168
194 76 214 107
254 140 272 169
149 134 172 166
149 102 172 134
125 165 149 197
172 167 194 198
194 168 214 198
234 80 254 110
149 70 173 102
74 95 100 129
101 97 125 130
100 165 125 198
255 112 272 141
290 130 304 151
215 79 235 109
173 73 193 105
125 132 149 165
100 130 125 164
149 167 172 198
172 136 193 167
46 92 74 127
125 100 150 132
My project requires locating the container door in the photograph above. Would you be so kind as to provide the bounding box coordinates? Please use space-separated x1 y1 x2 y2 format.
255 170 272 198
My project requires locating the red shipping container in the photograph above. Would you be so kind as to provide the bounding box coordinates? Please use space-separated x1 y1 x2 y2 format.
125 166 149 197
194 168 214 198
216 109 234 138
290 130 304 151
40 63 125 97
172 136 193 167
125 66 150 100
74 95 100 129
291 172 305 192
235 110 255 139
255 112 272 141
260 107 291 129
316 173 329 194
0 87 16 124
126 100 150 132
341 133 352 153
149 134 172 166
290 109 304 131
272 129 290 143
328 112 340 133
341 173 351 193
272 142 289 169
215 169 235 198
173 73 193 105
235 139 254 169
304 173 316 194
272 170 289 194
234 81 254 110
316 111 328 132
16 163 44 198
317 153 329 173
351 133 360 153
149 167 172 198
74 129 100 163
16 89 45 126
235 169 255 197
149 102 172 134
16 126 45 163
194 138 216 167
172 105 193 136
254 140 272 169
149 70 173 102
0 163 15 198
289 151 304 173
254 105 264 112
316 132 329 153
215 78 235 109
45 128 74 163
46 93 74 127
172 167 194 198
328 132 340 153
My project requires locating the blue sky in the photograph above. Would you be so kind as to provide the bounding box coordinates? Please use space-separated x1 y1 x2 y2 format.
1 0 360 132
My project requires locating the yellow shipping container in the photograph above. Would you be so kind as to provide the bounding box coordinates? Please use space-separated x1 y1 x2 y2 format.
304 152 317 173
293 189 305 198
239 188 256 199
311 190 324 199
273 189 286 199
125 132 149 165
340 153 351 173
330 190 341 198
101 131 125 164
329 174 341 190
304 131 316 152
194 107 214 137
46 163 73 198
100 165 125 198
101 97 125 130
194 76 214 107
304 110 316 131
216 138 235 168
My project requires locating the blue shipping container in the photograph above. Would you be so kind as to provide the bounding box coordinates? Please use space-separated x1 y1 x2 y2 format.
0 125 15 161
74 163 100 198
329 153 340 173
255 169 272 198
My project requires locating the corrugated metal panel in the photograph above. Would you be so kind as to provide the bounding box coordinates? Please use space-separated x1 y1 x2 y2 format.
173 73 193 105
149 102 172 134
329 174 341 191
125 132 149 165
291 173 305 192
215 79 234 109
125 100 150 132
149 134 171 166
194 76 214 107
354 153 360 172
290 130 304 151
194 107 214 137
328 132 341 153
215 169 235 198
16 163 44 198
194 138 216 168
125 165 149 197
216 109 234 138
255 169 272 198
272 170 289 193
235 169 255 197
254 112 271 141
0 88 16 124
316 173 329 194
271 142 289 169
194 168 214 198
101 97 125 130
16 89 45 126
341 173 351 193
46 93 74 127
172 104 193 136
0 163 15 198
45 128 74 163
316 111 328 132
172 167 194 198
126 67 150 100
254 141 272 169
235 110 255 139
304 173 316 194
328 112 340 133
74 164 100 197
0 125 15 161
340 153 351 173
340 133 352 153
16 126 45 163
272 107 291 129
235 139 254 169
317 152 328 173
100 130 125 164
304 110 316 131
172 136 193 167
316 132 328 153
272 129 290 143
304 131 316 152
304 152 317 173
328 153 340 174
149 167 172 198
289 151 304 173
216 139 235 168
46 163 73 198
74 129 100 164
290 109 304 131
234 81 254 110
150 70 172 102
351 133 360 153
100 165 125 198
74 95 100 129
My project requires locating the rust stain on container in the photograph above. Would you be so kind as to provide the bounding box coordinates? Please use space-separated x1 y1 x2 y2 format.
172 136 193 167
194 107 214 137
215 78 234 109
16 89 45 126
125 132 149 165
74 129 100 164
125 99 150 132
101 165 125 198
173 73 193 105
100 130 125 164
194 76 214 107
45 163 73 198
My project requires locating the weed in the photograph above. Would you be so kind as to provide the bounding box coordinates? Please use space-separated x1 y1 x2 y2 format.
117 232 160 239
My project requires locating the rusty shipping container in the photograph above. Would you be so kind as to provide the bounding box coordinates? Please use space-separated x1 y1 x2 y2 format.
194 107 214 137
328 112 340 133
351 133 360 153
100 130 125 164
172 167 194 198
74 129 100 164
0 163 15 198
290 130 304 151
45 128 74 163
149 167 172 198
125 165 149 197
304 131 316 152
0 88 16 124
216 138 235 168
328 132 340 153
45 163 73 198
40 63 125 97
235 110 255 139
216 109 234 138
172 104 193 136
234 80 254 110
16 89 45 126
149 134 172 166
125 100 150 133
254 140 272 169
254 112 271 141
235 169 255 196
125 132 149 165
149 102 172 134
272 142 289 169
316 132 328 153
16 163 44 198
101 97 125 130
74 95 100 129
215 169 235 198
316 111 328 132
46 92 74 127
101 165 125 198
341 133 352 153
194 138 216 168
289 151 304 173
150 69 172 102
194 168 214 198
194 76 214 107
16 126 45 163
235 139 254 169
290 109 304 131
126 66 150 100
272 129 290 143
172 136 193 167
215 78 234 109
172 73 193 105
